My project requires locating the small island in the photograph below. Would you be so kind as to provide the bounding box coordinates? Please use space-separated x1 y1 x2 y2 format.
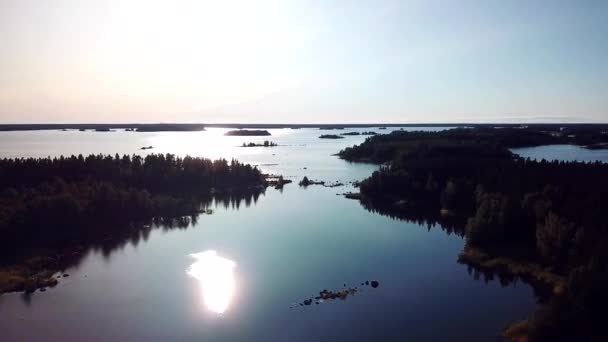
299 176 325 187
319 134 344 139
225 130 271 136
241 141 277 147
265 175 292 189
340 131 377 136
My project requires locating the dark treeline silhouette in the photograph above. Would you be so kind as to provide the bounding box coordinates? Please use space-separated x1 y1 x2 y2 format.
134 124 205 132
1 123 607 132
339 128 608 341
224 129 271 136
340 131 377 136
0 154 265 262
319 134 344 139
339 127 608 163
242 140 277 147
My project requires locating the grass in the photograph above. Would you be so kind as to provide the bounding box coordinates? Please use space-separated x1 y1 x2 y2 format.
501 319 531 342
0 256 60 294
458 247 566 290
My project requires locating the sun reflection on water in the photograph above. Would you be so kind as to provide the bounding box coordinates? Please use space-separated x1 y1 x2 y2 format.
187 250 236 314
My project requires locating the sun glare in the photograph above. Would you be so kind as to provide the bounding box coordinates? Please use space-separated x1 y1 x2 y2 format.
187 250 237 314
98 0 297 111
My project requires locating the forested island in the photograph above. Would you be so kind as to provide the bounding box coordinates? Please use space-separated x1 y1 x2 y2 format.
225 130 271 136
340 131 377 136
0 154 266 294
319 134 344 139
339 127 608 341
241 141 277 147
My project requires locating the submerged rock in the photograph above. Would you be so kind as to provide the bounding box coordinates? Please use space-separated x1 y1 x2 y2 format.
292 280 381 309
299 176 325 187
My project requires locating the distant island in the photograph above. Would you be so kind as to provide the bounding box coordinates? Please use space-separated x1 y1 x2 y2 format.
0 154 268 294
340 131 377 136
2 123 608 135
225 130 271 136
319 134 344 139
339 126 608 341
242 141 277 147
135 124 205 132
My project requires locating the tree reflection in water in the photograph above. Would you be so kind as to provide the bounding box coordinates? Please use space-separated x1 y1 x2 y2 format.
12 190 260 304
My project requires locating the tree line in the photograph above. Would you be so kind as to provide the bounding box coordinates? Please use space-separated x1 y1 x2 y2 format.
339 128 608 340
0 154 265 262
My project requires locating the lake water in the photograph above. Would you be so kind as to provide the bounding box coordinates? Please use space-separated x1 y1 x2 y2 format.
0 127 582 341
512 144 608 163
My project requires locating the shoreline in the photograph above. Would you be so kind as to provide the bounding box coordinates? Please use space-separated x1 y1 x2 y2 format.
458 247 567 342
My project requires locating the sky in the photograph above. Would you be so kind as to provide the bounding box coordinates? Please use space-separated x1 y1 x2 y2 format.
0 0 606 124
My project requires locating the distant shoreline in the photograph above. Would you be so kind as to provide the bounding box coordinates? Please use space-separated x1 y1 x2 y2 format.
0 123 607 132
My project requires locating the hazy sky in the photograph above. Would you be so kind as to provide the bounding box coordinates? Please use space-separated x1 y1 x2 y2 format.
0 0 606 123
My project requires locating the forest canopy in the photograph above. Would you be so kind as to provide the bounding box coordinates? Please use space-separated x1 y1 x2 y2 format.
339 127 608 340
0 154 265 261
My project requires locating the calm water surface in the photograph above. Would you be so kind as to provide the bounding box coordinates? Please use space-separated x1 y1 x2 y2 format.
512 144 608 163
0 128 549 341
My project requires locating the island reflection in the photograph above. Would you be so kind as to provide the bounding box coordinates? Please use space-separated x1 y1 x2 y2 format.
187 251 236 314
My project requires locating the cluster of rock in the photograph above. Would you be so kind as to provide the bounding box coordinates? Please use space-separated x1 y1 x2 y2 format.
290 280 380 308
298 178 362 189
265 175 292 189
298 176 325 187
